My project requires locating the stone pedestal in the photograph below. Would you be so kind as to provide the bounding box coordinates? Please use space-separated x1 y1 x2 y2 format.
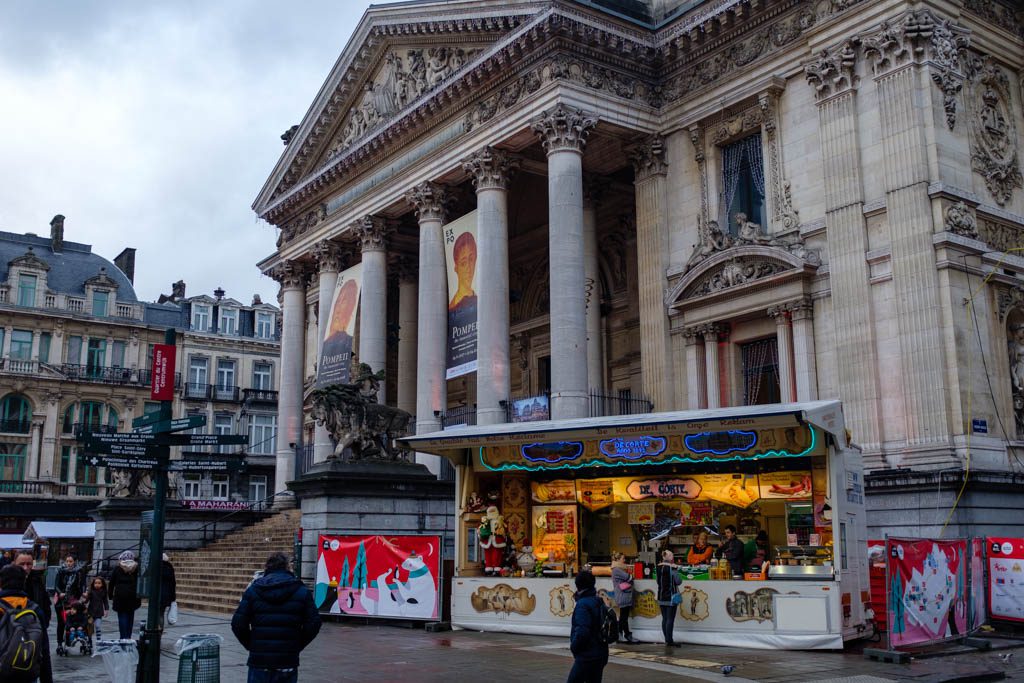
289 459 455 585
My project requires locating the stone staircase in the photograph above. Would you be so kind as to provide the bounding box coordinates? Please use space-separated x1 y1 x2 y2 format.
168 509 301 614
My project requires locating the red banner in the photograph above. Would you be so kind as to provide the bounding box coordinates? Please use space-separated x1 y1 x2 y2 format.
150 344 176 401
988 537 1024 623
314 534 440 621
970 538 986 631
886 538 967 648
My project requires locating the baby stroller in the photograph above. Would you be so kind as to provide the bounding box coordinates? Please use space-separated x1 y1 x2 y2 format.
56 598 93 656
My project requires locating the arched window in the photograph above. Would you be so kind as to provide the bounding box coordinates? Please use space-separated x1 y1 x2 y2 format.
0 443 26 488
62 401 119 434
0 394 32 434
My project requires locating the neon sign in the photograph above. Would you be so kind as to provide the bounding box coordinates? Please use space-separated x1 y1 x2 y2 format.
520 441 584 464
684 430 758 455
599 436 667 460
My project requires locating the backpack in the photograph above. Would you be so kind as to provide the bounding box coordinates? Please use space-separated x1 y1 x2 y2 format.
0 598 43 681
596 599 618 645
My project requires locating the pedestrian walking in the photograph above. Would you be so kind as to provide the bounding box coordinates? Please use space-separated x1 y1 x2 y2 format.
0 564 53 683
610 552 635 643
109 551 141 639
12 553 51 630
160 553 177 627
656 550 682 647
567 570 609 683
231 552 322 683
54 555 85 648
83 576 109 640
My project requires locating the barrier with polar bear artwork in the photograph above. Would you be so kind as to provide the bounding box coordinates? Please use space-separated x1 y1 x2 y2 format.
315 534 441 621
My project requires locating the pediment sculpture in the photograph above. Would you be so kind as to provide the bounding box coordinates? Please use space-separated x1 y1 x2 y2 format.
309 363 412 461
683 213 820 274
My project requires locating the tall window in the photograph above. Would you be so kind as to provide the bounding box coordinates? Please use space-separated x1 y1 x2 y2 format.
0 444 26 484
86 338 107 375
255 312 274 339
181 474 201 499
216 360 236 389
214 414 233 454
192 305 211 332
92 290 109 317
741 338 780 406
9 330 33 361
248 414 277 455
17 274 37 307
0 394 32 433
248 475 267 508
219 308 238 335
252 362 273 390
111 341 126 368
211 474 229 500
720 134 766 235
38 333 51 363
66 336 83 365
188 357 208 386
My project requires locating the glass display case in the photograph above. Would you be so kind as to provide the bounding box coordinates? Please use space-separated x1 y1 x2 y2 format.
769 545 834 580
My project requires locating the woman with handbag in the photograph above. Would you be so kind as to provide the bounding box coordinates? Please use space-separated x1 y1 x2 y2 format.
656 550 682 647
610 552 635 643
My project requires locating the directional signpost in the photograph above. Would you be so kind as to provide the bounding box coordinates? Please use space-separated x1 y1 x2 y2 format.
77 331 248 683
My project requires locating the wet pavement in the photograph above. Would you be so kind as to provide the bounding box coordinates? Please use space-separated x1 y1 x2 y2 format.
50 607 1024 682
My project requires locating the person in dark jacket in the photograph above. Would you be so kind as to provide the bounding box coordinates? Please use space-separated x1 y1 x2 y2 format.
109 551 141 639
715 525 745 576
656 550 682 647
160 554 177 627
13 552 51 629
54 555 85 646
0 564 54 683
567 570 608 683
231 552 321 683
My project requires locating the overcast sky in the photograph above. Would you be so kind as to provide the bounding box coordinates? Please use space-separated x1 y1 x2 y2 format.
0 1 401 306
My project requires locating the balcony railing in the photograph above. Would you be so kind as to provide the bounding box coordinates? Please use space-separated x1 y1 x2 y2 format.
0 418 31 434
115 303 134 318
72 422 119 436
62 364 134 384
183 383 212 400
441 404 476 429
1 359 40 375
213 385 240 402
67 298 86 313
242 388 278 404
0 480 103 497
589 390 653 417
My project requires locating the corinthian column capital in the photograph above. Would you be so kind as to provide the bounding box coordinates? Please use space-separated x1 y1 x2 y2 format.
354 215 389 252
405 181 449 222
462 147 519 191
804 39 859 102
530 104 597 155
312 239 346 273
268 260 309 290
631 134 668 182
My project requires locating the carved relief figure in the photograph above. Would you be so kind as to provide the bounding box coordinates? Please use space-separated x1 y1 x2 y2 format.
967 57 1022 206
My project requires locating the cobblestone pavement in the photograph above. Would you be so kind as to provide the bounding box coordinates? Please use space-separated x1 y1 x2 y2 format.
50 608 1024 682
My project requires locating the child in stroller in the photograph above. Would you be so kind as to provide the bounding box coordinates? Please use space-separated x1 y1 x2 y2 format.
57 599 92 656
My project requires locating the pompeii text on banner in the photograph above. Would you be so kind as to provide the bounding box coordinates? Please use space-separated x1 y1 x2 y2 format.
443 210 478 379
317 262 363 387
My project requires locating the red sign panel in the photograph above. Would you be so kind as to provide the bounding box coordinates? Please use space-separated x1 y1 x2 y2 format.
987 537 1024 623
151 344 176 401
886 537 968 649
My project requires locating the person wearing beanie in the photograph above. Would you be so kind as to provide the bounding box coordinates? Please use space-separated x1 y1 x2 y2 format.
109 550 142 639
567 570 608 682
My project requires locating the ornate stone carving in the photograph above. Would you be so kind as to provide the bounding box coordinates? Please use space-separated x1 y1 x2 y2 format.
962 0 1024 41
1000 285 1024 322
1009 316 1024 436
967 56 1022 206
354 215 389 252
278 203 327 247
631 135 667 182
684 214 819 273
310 363 411 461
8 247 51 272
804 40 859 101
405 181 449 222
269 260 309 289
932 70 964 130
687 258 789 297
312 240 347 273
977 215 1024 254
759 90 800 231
944 201 978 239
787 297 814 321
85 267 120 290
711 107 763 145
530 104 597 154
461 147 519 191
689 126 709 227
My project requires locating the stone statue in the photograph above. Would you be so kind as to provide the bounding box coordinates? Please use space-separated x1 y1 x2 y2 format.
1009 324 1024 394
735 213 774 245
309 363 412 461
109 469 155 498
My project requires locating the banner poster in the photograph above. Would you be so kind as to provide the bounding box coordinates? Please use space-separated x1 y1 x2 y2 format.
757 471 812 500
316 263 363 387
970 538 986 631
443 210 478 379
314 534 440 620
886 538 968 648
987 537 1024 623
511 395 549 422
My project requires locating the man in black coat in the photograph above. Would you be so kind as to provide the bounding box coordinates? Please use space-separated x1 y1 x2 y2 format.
1 564 53 683
13 552 51 629
567 570 608 683
231 552 321 683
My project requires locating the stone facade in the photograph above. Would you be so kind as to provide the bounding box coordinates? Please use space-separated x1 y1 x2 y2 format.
253 0 1024 538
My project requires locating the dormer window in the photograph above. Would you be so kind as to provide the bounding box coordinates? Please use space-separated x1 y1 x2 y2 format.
17 274 37 307
256 312 274 339
219 308 238 335
93 290 109 317
192 304 211 332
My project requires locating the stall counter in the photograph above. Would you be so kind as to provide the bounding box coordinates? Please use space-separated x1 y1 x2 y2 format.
451 575 845 649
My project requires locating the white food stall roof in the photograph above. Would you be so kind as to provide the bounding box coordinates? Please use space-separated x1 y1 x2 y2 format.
0 533 31 549
22 521 96 542
402 400 848 461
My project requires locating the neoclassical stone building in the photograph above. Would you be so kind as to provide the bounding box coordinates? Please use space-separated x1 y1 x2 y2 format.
254 0 1024 536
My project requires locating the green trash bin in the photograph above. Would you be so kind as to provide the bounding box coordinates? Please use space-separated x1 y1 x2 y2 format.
175 634 222 683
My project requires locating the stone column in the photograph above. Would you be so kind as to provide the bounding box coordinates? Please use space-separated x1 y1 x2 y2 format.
864 19 954 447
395 258 419 418
632 135 676 411
27 418 43 480
463 147 519 426
805 41 882 450
311 240 345 463
270 260 308 504
767 306 795 403
583 178 607 394
30 331 41 362
406 182 448 476
530 104 597 420
2 327 11 357
355 216 389 402
684 326 707 409
790 298 818 401
40 393 59 480
702 324 721 409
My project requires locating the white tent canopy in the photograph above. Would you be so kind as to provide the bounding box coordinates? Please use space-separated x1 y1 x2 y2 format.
21 521 96 542
0 533 31 549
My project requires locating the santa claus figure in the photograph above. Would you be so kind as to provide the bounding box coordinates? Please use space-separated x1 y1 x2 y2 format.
479 505 508 575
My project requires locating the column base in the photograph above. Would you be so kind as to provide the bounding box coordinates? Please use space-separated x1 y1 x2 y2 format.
272 492 297 510
550 390 589 420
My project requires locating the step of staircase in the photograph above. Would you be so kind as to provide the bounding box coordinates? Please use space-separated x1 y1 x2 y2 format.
168 509 301 614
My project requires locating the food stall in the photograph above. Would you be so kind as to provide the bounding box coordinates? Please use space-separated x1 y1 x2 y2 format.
21 521 96 568
403 400 869 649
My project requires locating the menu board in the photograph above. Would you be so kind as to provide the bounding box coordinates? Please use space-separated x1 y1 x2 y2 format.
531 480 576 504
627 502 656 525
758 471 812 499
532 505 576 565
988 537 1024 623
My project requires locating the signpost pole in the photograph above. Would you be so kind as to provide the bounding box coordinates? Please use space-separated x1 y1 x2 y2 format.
141 327 175 683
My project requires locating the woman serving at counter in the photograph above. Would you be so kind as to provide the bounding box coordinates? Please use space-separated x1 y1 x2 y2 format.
686 532 714 565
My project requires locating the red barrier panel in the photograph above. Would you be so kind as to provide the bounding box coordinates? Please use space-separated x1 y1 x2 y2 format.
886 538 967 648
987 537 1024 623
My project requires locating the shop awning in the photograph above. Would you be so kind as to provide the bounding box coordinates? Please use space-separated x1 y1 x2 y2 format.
21 521 96 542
402 400 848 463
0 533 31 549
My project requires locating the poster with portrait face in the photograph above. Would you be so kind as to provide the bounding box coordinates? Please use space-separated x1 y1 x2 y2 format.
443 210 478 379
316 262 362 387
